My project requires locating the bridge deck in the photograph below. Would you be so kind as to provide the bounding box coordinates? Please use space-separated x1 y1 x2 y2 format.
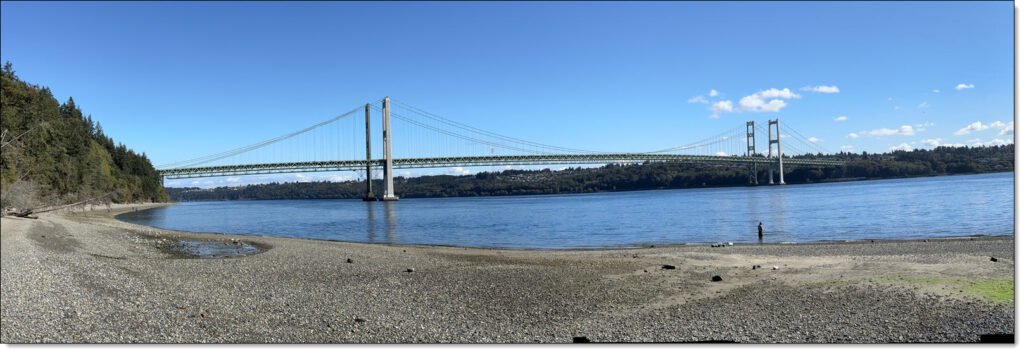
159 154 845 179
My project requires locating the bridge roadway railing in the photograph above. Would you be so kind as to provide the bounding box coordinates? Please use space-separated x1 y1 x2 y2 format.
158 153 845 179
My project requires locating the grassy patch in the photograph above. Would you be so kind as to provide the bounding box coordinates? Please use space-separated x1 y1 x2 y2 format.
810 275 1014 306
964 279 1014 306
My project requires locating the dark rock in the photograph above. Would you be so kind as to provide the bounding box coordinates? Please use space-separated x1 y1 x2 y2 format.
573 336 591 343
354 318 366 323
752 265 758 270
711 275 723 282
661 265 676 270
405 268 415 273
990 257 998 262
346 258 353 263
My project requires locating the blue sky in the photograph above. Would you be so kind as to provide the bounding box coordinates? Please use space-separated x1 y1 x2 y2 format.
0 1 1013 187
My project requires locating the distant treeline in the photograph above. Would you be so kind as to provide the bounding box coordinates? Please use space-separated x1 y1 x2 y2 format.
167 144 1013 201
1 63 168 208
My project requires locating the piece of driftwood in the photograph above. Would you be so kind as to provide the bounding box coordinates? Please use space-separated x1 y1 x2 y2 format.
6 191 119 219
8 209 35 218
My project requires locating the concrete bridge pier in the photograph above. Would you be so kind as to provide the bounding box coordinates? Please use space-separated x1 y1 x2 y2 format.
380 97 399 201
745 121 758 185
767 118 785 185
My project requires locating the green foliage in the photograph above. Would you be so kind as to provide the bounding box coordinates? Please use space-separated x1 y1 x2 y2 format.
167 145 1013 201
0 62 168 205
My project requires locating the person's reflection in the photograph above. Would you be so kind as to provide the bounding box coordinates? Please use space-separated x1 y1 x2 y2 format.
365 202 377 243
384 201 397 244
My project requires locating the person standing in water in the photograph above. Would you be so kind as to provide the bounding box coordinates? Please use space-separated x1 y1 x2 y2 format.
758 222 764 243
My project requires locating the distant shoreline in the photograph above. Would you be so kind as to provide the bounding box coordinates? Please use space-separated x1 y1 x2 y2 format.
165 170 1014 202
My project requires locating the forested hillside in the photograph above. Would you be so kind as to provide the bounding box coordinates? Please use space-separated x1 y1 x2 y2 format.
1 62 168 209
167 144 1013 201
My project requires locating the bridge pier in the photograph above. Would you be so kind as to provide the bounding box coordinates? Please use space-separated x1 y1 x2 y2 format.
362 104 377 201
745 121 758 185
380 97 399 201
767 118 785 185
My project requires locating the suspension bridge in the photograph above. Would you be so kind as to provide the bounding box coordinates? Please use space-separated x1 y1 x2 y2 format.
158 97 844 201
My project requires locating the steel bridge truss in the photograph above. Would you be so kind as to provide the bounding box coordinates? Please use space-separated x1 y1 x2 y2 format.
159 153 844 179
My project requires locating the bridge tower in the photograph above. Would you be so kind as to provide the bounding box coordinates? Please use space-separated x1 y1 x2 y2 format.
767 118 785 185
362 104 376 201
380 97 399 201
745 121 758 185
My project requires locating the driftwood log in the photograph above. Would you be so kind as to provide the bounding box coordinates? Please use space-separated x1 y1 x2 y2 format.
5 191 118 219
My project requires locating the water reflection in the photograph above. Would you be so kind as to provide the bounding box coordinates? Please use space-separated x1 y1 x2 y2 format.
384 201 397 244
366 202 377 243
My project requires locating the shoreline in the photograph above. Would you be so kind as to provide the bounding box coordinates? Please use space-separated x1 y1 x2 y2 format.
108 202 1013 253
166 170 1014 202
1 206 1015 343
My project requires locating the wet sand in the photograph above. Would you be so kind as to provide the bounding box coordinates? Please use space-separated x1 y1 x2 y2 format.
0 204 1014 343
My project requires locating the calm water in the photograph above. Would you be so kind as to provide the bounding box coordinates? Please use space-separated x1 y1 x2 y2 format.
120 173 1014 249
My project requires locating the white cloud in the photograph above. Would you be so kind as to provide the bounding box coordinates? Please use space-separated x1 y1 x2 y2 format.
932 89 940 93
955 83 975 91
710 100 734 118
868 125 914 137
964 137 1011 146
715 151 728 156
954 121 1006 136
918 102 930 109
449 166 472 175
894 106 901 110
502 165 514 171
225 177 241 183
890 143 914 152
756 88 801 99
705 88 802 117
738 95 787 112
325 174 353 182
801 85 840 94
914 122 934 133
808 137 821 143
834 115 848 122
687 95 708 104
709 89 719 97
847 132 859 139
919 138 942 148
294 173 311 182
840 145 854 151
999 122 1013 136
